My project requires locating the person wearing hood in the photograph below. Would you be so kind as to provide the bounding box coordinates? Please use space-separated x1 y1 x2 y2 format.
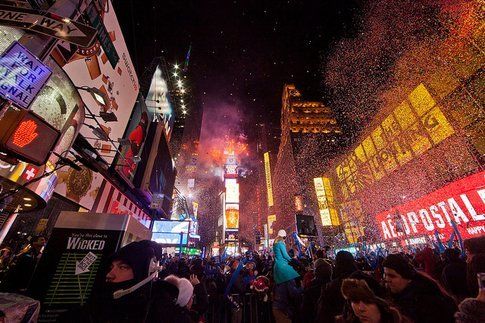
59 240 180 323
454 242 485 323
317 251 383 323
441 248 469 302
272 229 302 323
383 253 457 323
337 279 410 323
301 258 332 322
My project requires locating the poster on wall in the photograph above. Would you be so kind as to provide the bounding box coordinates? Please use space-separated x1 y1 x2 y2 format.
58 0 139 165
28 212 127 322
54 166 104 210
113 94 149 182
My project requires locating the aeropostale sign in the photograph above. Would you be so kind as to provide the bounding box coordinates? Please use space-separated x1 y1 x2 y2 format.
376 171 485 241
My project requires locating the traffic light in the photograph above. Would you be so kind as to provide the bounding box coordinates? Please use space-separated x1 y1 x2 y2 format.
0 108 60 165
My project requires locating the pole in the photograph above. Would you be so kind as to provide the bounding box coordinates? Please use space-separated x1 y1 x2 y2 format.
179 231 183 257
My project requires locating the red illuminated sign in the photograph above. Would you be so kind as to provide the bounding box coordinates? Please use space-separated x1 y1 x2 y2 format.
12 120 39 148
375 171 485 242
0 109 60 165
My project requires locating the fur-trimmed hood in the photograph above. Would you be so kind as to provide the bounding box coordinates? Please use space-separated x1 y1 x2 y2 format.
455 298 485 323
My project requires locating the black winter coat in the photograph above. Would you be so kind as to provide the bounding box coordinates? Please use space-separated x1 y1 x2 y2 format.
390 277 457 323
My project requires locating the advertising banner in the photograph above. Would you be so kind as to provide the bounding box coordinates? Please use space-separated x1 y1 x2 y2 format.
225 203 239 229
225 230 239 242
375 171 485 242
264 152 274 207
151 220 189 246
336 84 455 200
145 65 174 140
113 93 149 182
225 178 239 204
28 212 127 321
55 166 104 210
60 0 139 164
314 177 340 226
267 214 276 235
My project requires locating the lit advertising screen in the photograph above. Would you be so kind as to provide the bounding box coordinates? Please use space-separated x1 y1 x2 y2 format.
145 66 174 141
375 171 485 242
314 177 340 226
225 203 239 229
113 93 149 182
225 178 239 203
153 220 189 233
152 220 190 245
268 214 276 234
336 84 455 200
61 0 139 165
264 152 274 206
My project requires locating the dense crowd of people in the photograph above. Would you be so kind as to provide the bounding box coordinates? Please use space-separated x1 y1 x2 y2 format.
0 231 484 322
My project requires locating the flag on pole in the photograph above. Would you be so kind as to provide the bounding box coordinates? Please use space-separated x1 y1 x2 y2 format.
184 44 192 71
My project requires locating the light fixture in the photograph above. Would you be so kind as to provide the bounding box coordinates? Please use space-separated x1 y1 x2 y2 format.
180 89 186 94
24 203 32 207
23 197 32 201
174 64 179 70
99 111 118 122
177 80 183 87
84 123 110 141
173 72 178 77
76 86 109 106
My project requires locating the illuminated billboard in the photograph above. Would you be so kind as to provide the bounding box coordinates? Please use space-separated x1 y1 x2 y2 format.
152 220 189 245
145 65 174 141
336 84 454 200
225 178 239 204
268 214 276 235
225 204 239 229
60 0 139 164
113 93 149 182
314 177 340 226
264 152 274 207
375 171 485 242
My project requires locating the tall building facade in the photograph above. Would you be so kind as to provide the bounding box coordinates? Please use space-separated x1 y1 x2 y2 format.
272 85 341 243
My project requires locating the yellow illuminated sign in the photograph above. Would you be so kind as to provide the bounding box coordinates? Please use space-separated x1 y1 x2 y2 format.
336 84 454 199
340 200 364 243
268 214 276 234
264 152 274 207
314 177 340 226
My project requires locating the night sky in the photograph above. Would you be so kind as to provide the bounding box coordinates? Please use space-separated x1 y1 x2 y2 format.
114 0 361 143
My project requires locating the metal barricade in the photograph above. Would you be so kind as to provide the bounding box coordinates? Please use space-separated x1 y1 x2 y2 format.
205 293 274 323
